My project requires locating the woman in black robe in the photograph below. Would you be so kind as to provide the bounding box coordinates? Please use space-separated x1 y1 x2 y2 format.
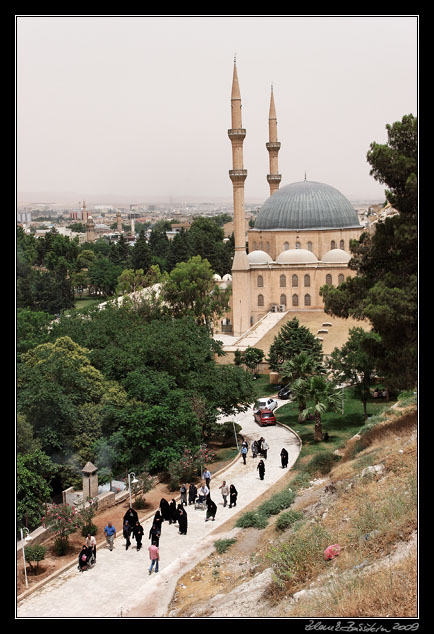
123 506 138 528
149 523 161 546
169 498 178 525
257 459 265 480
280 447 289 468
160 498 171 521
78 545 89 571
153 510 163 534
188 483 197 505
133 520 144 551
177 505 188 535
229 484 238 508
205 494 217 522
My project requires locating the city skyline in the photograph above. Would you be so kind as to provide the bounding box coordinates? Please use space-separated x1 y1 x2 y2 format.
17 15 418 205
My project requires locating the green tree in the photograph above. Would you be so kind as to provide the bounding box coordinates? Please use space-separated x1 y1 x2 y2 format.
239 346 264 376
17 449 56 531
321 114 417 391
267 317 323 372
88 255 123 296
167 228 191 270
296 375 342 441
279 351 324 422
328 327 382 417
162 255 231 331
17 308 53 357
130 230 152 272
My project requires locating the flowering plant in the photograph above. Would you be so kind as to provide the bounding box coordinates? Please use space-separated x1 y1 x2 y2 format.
42 503 82 555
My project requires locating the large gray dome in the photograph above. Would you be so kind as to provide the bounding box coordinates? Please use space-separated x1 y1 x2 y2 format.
254 180 360 231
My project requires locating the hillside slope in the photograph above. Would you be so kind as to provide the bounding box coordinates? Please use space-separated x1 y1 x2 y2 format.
167 400 417 618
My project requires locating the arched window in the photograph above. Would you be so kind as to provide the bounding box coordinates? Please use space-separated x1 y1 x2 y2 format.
304 274 311 287
279 274 286 287
304 294 311 306
257 294 264 306
292 274 298 287
331 240 336 250
284 241 289 251
326 274 333 285
280 294 287 306
307 241 313 251
296 241 301 249
266 242 270 253
257 275 264 288
292 294 299 307
253 241 257 250
338 274 345 284
340 239 344 250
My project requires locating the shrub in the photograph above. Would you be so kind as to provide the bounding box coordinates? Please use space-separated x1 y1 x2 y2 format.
214 538 237 554
42 503 82 556
269 523 331 589
258 488 295 517
275 510 303 531
290 471 312 491
133 495 147 510
304 450 340 476
235 511 269 529
24 544 46 572
81 523 98 537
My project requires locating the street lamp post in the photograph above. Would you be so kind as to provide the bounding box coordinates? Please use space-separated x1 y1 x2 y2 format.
127 472 138 508
20 527 32 588
232 421 239 451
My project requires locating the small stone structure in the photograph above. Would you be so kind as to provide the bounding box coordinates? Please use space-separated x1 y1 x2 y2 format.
81 461 99 499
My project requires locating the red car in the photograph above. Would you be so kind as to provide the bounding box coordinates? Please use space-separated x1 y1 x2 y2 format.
254 408 276 426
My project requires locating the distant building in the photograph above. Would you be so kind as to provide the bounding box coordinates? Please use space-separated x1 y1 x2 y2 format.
17 211 32 224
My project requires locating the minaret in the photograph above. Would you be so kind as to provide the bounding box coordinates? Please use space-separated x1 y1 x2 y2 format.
86 215 96 242
116 210 123 234
266 85 281 196
81 200 89 224
228 58 251 336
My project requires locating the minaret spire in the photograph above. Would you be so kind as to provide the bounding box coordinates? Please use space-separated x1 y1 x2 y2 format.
228 58 250 336
266 84 281 196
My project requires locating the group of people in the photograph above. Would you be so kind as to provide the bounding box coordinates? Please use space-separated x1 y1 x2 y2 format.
372 387 387 399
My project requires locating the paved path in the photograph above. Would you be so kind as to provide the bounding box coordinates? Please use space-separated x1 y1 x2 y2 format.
17 400 301 618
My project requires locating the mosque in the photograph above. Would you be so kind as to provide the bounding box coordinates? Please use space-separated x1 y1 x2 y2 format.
219 60 364 347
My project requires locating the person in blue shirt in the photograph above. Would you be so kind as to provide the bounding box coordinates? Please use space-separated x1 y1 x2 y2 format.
104 521 117 551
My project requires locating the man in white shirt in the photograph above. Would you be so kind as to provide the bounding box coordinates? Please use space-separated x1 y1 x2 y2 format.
198 483 209 503
203 468 211 489
85 533 97 561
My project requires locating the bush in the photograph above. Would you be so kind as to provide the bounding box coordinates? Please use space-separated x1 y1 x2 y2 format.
24 544 46 572
81 523 98 537
235 511 269 529
211 421 241 446
304 450 340 476
258 488 295 517
133 495 147 510
290 471 312 491
275 510 303 531
214 538 237 554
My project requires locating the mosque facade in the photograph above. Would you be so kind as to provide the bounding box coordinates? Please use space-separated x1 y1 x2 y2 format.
224 60 364 337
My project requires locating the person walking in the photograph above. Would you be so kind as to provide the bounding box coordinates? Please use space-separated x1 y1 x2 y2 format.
219 481 229 507
261 438 269 460
197 482 209 504
85 533 96 562
203 468 211 489
188 483 197 505
123 520 132 550
252 440 258 458
229 484 238 508
153 510 163 534
205 494 217 522
148 541 159 574
160 498 171 522
180 483 187 506
104 521 116 551
133 520 144 551
177 506 188 535
257 459 265 480
123 506 138 528
241 443 248 465
149 523 161 547
280 447 289 468
169 499 178 524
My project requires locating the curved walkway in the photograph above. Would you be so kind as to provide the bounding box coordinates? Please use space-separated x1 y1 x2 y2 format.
17 400 301 618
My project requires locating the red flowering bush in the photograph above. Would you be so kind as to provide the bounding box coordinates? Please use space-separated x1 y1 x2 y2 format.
168 446 217 490
42 503 82 555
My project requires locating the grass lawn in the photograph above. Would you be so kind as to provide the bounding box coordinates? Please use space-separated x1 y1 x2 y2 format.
276 385 396 456
73 297 104 311
252 374 281 400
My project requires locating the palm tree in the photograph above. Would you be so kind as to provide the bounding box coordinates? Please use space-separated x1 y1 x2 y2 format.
297 375 342 441
280 351 324 422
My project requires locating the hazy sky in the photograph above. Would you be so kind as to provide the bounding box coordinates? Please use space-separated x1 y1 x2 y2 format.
16 15 418 204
